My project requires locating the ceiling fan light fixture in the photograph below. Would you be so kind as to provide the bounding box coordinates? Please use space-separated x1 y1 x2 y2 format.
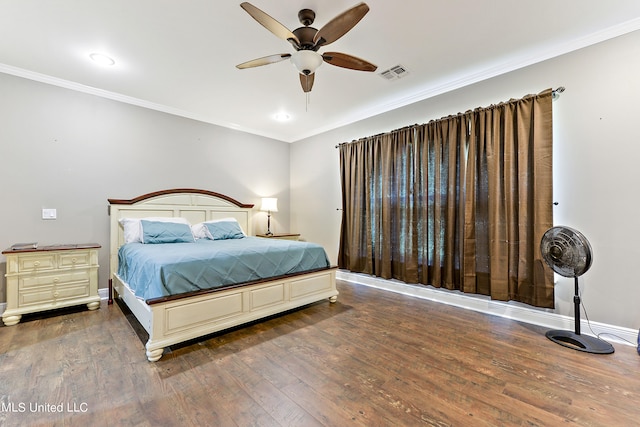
290 50 323 75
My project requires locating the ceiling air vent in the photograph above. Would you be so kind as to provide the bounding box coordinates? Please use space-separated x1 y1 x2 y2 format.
379 64 409 81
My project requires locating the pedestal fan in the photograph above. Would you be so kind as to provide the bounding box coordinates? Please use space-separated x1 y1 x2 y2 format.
540 226 614 354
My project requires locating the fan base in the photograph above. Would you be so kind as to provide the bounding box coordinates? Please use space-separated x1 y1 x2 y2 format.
545 330 614 354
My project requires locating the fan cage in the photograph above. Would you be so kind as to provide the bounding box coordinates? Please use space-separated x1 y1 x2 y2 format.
540 226 592 278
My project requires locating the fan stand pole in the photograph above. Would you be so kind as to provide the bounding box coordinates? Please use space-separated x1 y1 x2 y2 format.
573 276 581 336
545 276 614 354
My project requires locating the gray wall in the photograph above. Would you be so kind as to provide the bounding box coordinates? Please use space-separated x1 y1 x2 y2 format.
0 73 291 300
290 30 640 330
3 29 639 332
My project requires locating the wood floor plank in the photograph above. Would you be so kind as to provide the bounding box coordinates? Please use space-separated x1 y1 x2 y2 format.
272 313 468 424
1 282 639 426
221 352 324 427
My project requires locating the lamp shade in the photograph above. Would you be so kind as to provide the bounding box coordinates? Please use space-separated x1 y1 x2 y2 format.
290 50 323 75
260 198 278 212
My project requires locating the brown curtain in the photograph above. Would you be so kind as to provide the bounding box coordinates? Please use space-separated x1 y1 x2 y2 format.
339 89 554 308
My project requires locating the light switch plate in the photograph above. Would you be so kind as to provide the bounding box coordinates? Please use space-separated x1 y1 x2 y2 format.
42 208 57 220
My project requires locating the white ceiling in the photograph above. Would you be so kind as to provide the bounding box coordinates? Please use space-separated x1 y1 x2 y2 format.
1 1 640 143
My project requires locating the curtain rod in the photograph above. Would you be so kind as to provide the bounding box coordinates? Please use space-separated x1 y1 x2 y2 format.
335 125 417 149
336 87 566 148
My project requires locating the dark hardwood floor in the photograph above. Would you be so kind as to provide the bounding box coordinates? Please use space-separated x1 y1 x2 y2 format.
1 280 639 427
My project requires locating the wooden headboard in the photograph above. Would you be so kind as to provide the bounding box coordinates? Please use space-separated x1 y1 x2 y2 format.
107 189 254 279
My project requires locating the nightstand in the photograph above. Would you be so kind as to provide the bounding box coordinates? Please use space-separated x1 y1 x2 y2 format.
256 233 301 241
2 243 101 326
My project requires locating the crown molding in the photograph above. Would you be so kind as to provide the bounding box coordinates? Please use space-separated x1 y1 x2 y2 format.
1 18 639 144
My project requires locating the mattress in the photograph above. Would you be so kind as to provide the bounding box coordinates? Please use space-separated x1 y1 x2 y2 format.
117 237 331 300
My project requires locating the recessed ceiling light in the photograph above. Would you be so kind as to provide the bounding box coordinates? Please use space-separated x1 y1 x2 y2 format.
89 52 115 66
274 112 291 121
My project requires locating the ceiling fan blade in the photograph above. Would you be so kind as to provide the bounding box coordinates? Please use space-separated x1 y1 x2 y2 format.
240 2 300 47
322 52 377 72
236 53 292 69
313 2 369 47
299 73 315 93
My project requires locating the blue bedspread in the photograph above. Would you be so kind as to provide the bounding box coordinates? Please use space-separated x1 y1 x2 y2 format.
117 237 330 300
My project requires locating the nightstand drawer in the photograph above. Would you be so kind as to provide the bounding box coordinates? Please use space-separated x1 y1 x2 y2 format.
19 282 90 307
18 254 56 272
52 282 91 302
59 252 92 268
19 286 55 307
19 270 91 289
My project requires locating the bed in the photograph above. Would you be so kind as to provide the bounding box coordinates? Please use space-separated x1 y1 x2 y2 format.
108 189 338 361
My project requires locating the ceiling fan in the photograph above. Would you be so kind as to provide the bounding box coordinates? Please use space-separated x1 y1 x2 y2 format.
236 2 377 93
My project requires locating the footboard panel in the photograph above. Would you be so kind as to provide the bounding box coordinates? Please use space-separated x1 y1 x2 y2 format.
164 292 244 335
291 272 334 299
136 268 337 361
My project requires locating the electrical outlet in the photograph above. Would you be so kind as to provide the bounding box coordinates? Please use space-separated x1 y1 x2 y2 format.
42 208 57 220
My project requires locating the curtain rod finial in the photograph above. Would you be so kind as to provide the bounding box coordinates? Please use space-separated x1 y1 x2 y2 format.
552 87 565 100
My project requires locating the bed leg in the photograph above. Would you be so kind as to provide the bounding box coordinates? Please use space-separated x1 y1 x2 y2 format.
146 347 164 362
329 295 338 303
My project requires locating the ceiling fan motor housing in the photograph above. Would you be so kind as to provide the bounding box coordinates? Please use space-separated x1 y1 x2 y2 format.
292 26 320 51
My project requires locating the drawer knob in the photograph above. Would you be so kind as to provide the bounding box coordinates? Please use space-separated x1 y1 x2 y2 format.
71 258 77 263
53 291 59 298
34 261 40 267
53 278 60 283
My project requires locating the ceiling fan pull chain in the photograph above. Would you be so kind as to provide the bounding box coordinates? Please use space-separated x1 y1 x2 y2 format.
305 75 310 111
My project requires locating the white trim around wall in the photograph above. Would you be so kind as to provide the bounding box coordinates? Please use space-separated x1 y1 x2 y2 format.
2 280 637 351
337 270 639 349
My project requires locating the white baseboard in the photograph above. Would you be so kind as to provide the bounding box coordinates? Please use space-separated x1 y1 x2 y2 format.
337 271 639 348
3 280 637 350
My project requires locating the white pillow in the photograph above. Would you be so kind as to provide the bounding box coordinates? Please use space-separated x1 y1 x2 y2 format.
191 217 246 239
119 217 191 244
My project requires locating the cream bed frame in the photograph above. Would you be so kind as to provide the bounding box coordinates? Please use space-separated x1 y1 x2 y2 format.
108 189 338 362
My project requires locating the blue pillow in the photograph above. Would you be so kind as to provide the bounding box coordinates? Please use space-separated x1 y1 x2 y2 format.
204 221 245 240
141 220 195 244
